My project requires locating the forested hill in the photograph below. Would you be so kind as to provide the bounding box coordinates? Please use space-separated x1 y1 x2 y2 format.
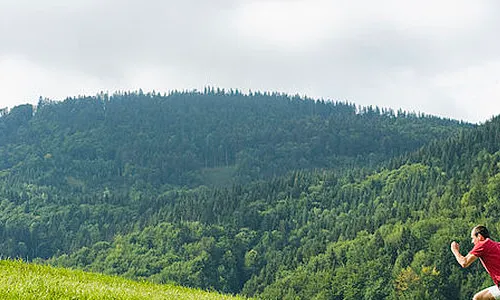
0 90 470 189
0 90 488 299
38 115 500 299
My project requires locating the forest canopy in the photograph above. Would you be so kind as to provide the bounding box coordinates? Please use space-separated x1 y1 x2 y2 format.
2 90 497 299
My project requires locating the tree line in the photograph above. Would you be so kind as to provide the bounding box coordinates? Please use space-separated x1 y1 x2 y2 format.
0 90 489 298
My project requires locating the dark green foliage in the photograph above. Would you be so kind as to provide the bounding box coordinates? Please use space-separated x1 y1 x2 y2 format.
1 90 470 188
2 89 497 298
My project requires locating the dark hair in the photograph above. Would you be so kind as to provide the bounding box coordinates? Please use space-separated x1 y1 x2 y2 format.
474 225 490 239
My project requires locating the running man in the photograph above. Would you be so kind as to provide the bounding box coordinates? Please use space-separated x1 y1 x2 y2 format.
451 225 500 300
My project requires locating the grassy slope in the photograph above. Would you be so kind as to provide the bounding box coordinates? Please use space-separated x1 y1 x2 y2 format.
0 259 249 300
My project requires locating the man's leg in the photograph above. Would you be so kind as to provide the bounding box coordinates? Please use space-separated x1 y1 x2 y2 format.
474 286 500 300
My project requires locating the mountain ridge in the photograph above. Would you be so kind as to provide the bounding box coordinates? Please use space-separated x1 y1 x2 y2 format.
1 90 494 298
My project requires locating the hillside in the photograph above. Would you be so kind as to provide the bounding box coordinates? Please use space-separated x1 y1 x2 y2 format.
0 90 470 188
0 90 488 299
44 115 500 299
0 259 248 299
0 91 470 260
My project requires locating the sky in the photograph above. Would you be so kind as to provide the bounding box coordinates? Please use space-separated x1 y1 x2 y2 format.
1 0 499 124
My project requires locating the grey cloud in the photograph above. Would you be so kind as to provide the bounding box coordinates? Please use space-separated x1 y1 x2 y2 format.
1 1 235 75
3 1 498 77
1 1 500 122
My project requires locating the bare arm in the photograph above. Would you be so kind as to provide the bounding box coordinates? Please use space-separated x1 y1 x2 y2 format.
451 241 478 268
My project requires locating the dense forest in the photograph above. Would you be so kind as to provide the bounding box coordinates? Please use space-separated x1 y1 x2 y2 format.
2 89 497 299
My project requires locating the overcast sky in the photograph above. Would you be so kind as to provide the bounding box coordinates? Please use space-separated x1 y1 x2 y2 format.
1 0 499 123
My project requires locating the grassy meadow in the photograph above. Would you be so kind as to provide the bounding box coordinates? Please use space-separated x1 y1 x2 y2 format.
0 259 249 300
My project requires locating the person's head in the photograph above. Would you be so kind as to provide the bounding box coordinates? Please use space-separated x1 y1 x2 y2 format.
471 225 490 244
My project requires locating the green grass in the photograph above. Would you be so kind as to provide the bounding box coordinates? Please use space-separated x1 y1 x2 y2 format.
0 259 249 300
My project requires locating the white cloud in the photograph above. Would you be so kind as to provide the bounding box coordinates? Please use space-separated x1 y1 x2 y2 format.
232 0 488 51
432 60 500 123
233 1 337 50
0 0 499 123
0 56 112 107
